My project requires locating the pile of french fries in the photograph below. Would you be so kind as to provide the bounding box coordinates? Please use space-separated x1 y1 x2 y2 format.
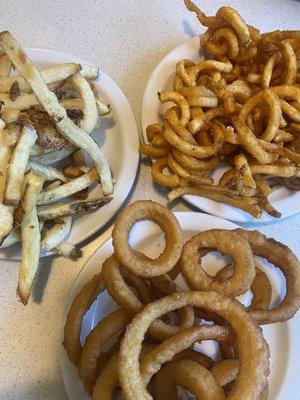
0 31 114 304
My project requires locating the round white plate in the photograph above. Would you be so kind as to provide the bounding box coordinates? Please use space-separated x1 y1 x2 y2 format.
60 211 300 400
0 47 140 260
141 36 300 224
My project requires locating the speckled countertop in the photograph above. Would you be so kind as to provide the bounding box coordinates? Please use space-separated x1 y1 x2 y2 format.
0 1 299 399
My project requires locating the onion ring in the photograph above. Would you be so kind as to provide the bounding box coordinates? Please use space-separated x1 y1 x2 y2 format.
233 229 300 324
154 359 225 400
102 255 194 340
112 200 183 278
180 229 255 296
119 291 270 400
78 308 130 394
63 273 104 366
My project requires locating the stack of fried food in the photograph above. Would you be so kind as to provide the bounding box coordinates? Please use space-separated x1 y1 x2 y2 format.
141 0 300 219
63 200 300 400
0 31 114 304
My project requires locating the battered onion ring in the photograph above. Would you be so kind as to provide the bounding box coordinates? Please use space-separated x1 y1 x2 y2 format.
140 324 228 386
215 263 272 311
233 229 300 324
102 255 194 340
112 200 183 278
63 273 104 366
93 344 156 400
211 359 239 387
180 229 255 296
119 291 270 400
154 359 225 400
158 91 190 126
211 359 269 399
92 352 119 400
239 89 282 142
78 308 130 395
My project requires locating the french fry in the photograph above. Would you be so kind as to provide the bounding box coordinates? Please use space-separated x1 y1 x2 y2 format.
29 144 76 165
55 240 82 259
17 172 44 305
0 118 11 202
0 32 113 195
27 161 68 182
61 98 111 117
69 73 98 133
4 125 37 206
0 204 13 245
37 168 98 205
41 217 72 251
0 54 12 78
0 62 82 93
0 227 21 248
37 196 112 220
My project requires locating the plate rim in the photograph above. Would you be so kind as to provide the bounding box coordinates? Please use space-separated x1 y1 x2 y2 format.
141 36 300 224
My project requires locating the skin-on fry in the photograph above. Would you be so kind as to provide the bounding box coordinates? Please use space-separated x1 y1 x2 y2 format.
0 32 113 195
17 172 44 304
37 196 112 220
119 291 270 400
27 161 68 182
0 204 13 245
29 144 77 165
4 125 37 206
37 168 98 205
63 273 105 366
0 62 99 93
69 73 98 133
41 217 72 251
54 240 82 259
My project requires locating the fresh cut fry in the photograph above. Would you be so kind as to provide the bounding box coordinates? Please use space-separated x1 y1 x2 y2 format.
41 217 72 251
37 197 112 220
4 124 37 206
17 172 44 304
0 31 113 195
37 168 98 205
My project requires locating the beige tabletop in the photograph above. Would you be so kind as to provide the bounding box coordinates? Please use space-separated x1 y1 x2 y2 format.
0 0 300 399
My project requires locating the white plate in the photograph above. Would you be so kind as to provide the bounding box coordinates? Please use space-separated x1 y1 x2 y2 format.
0 47 140 260
141 36 300 224
59 211 300 400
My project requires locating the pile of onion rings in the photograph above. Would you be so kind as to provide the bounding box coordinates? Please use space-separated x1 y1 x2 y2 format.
63 200 300 399
140 1 300 219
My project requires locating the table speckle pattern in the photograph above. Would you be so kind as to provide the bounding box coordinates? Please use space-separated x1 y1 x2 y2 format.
0 1 299 399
